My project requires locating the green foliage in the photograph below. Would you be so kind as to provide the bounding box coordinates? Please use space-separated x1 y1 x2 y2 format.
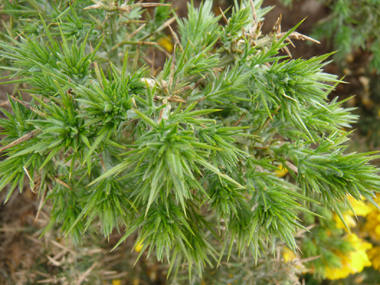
0 0 379 282
280 0 380 72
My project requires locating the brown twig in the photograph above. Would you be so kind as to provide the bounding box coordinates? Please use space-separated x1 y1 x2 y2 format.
283 45 292 58
285 38 296 48
253 105 281 134
111 40 157 51
158 108 165 123
35 186 47 223
10 95 46 117
151 51 155 76
136 3 171 8
285 161 298 174
154 95 186 103
0 130 41 153
250 0 257 22
272 14 282 34
219 7 228 24
168 25 183 52
76 262 98 285
122 118 138 127
194 77 206 89
196 96 207 104
250 0 258 33
233 113 246 126
155 16 176 33
85 2 171 12
127 23 146 39
54 177 72 190
99 153 106 171
279 31 320 44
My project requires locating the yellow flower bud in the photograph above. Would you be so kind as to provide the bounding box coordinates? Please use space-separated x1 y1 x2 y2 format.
274 164 288 178
157 36 173 53
135 239 144 253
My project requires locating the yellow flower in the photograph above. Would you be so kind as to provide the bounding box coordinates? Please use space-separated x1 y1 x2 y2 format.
348 196 373 216
363 195 380 240
324 234 372 280
364 212 380 240
157 36 173 53
334 212 357 230
282 246 297 263
274 164 288 178
333 195 373 230
112 280 121 285
324 252 352 280
368 246 380 271
135 239 144 253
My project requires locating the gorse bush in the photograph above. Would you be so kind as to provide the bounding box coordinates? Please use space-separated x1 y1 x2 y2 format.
1 0 380 282
278 0 380 157
280 0 380 72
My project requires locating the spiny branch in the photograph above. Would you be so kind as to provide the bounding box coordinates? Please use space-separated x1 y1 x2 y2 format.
84 2 171 12
10 95 46 118
0 130 41 153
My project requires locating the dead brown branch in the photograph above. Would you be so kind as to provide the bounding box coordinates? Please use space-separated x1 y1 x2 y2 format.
0 130 41 153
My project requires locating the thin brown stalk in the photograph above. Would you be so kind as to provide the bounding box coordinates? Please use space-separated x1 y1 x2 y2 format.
250 0 257 23
233 113 246 126
219 7 228 24
168 25 183 52
34 186 47 223
54 177 71 189
285 38 296 48
138 3 171 8
282 45 292 58
253 105 281 134
99 153 106 171
279 31 320 44
76 262 98 285
196 96 207 104
154 95 186 103
23 167 34 191
127 23 146 39
285 161 298 173
158 108 164 123
272 14 282 34
250 0 258 32
122 118 139 127
151 51 155 75
155 16 176 34
0 129 41 153
10 95 46 117
111 40 157 51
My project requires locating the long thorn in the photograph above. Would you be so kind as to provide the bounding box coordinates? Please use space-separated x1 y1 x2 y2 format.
219 7 228 24
250 0 257 23
127 23 146 39
168 25 183 52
